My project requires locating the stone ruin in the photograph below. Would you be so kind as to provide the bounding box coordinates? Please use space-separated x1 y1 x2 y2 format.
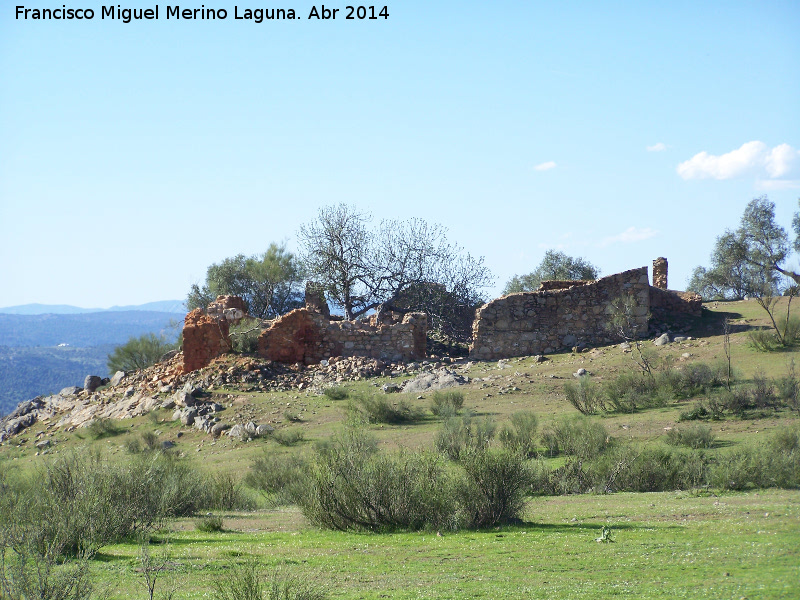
469 259 701 361
181 258 701 372
181 292 427 373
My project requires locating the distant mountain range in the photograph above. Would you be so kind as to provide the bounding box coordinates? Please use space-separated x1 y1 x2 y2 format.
0 304 187 416
0 300 186 315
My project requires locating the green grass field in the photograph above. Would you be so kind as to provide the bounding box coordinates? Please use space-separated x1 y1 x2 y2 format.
2 300 799 599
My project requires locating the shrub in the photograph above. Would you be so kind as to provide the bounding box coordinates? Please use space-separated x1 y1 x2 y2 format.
107 332 177 373
563 376 604 415
300 430 456 532
208 472 256 511
272 429 305 447
245 453 308 506
540 415 610 459
230 318 262 354
749 328 780 352
430 390 465 417
322 386 348 401
196 515 224 532
349 393 424 425
86 418 123 440
710 426 800 490
666 424 715 449
498 411 539 457
750 371 778 409
679 399 723 421
776 361 800 412
457 448 530 528
435 413 496 461
589 444 709 493
603 372 653 412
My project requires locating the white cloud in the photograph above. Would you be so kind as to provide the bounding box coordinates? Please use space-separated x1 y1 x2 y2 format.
647 143 668 152
677 141 767 180
600 227 658 246
677 141 799 181
534 161 557 171
765 143 799 178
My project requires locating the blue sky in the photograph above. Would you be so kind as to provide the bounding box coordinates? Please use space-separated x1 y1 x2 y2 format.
1 0 798 308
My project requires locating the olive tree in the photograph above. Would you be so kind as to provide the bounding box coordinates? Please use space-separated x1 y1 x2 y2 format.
503 250 599 295
187 243 304 319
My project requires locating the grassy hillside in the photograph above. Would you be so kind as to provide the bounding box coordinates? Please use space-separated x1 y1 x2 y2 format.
0 299 797 599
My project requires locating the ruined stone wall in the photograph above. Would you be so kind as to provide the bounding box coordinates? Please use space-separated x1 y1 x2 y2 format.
258 309 427 365
653 257 668 290
470 268 650 360
182 309 231 373
649 286 702 318
537 280 593 292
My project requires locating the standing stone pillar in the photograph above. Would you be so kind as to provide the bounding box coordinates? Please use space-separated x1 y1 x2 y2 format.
653 257 668 290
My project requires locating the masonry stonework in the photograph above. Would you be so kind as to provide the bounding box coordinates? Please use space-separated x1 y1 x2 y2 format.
182 309 231 373
653 257 668 290
469 268 651 360
257 309 426 365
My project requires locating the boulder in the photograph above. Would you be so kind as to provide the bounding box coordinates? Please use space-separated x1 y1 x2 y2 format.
228 424 247 440
109 371 126 387
84 375 103 393
59 386 81 396
255 424 274 437
654 333 671 346
173 391 195 408
211 422 230 437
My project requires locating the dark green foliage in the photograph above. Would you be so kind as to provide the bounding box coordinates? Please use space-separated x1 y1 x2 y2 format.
711 426 800 490
196 515 224 532
457 448 530 528
272 429 305 447
563 376 604 414
107 332 177 374
503 250 599 294
435 413 496 461
777 361 800 412
86 418 124 440
230 318 263 354
430 390 465 417
299 430 457 532
322 386 348 401
666 424 715 449
498 411 539 457
299 429 530 532
207 472 256 511
349 393 425 425
187 243 305 319
540 415 610 459
245 453 308 506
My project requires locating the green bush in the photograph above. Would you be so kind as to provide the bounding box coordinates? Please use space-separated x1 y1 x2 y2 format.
777 362 800 412
107 332 177 373
457 448 530 528
666 424 715 449
348 393 424 425
300 430 456 532
86 418 124 440
563 376 604 415
196 515 224 532
245 453 308 506
540 415 610 459
749 328 780 351
272 429 305 447
322 386 348 401
498 411 539 458
435 413 496 461
230 318 262 354
430 390 465 417
207 472 256 511
710 426 800 490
